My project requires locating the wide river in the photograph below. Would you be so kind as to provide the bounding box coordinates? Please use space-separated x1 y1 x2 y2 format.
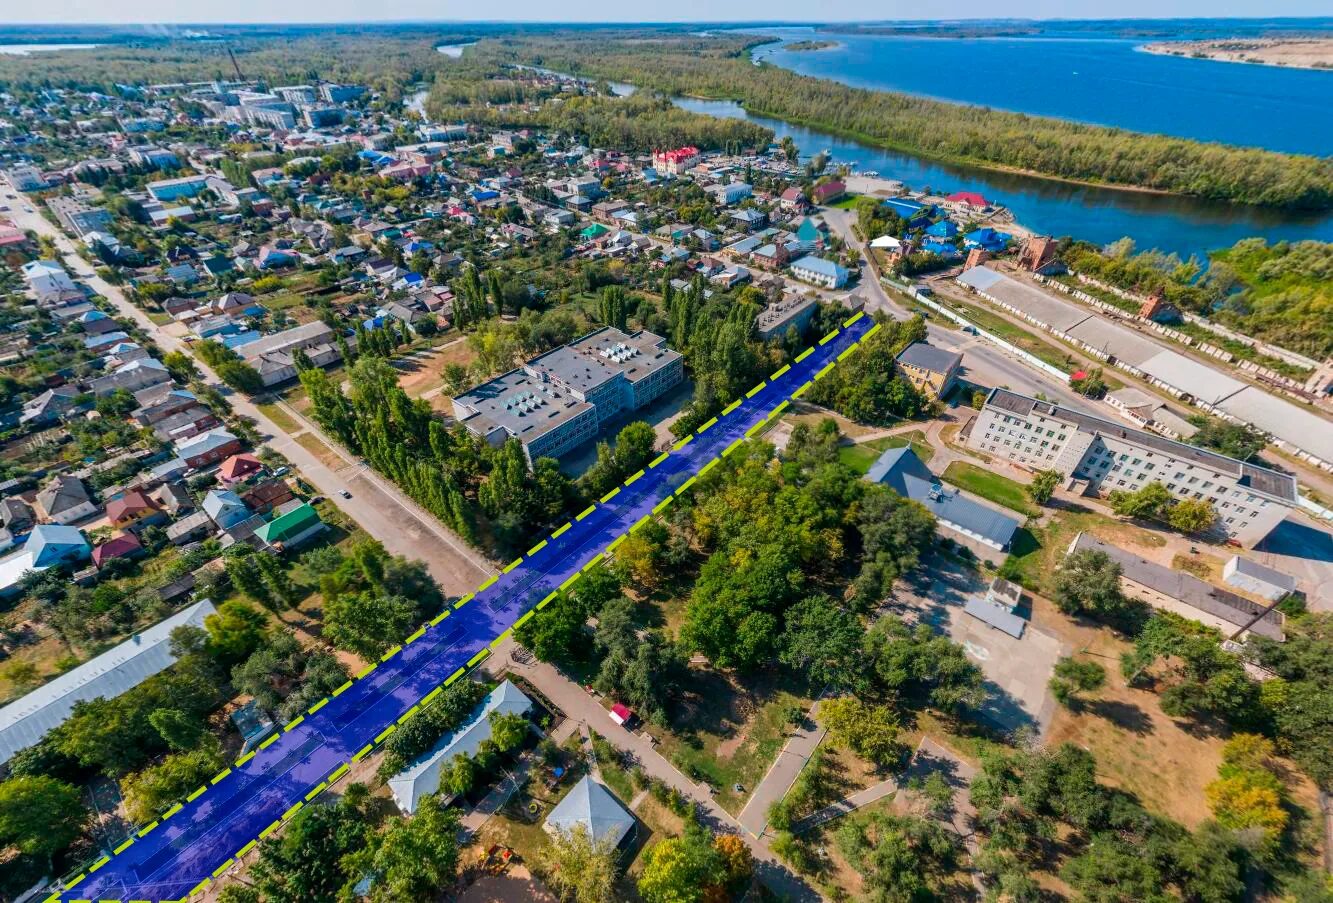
751 27 1333 157
435 38 1333 258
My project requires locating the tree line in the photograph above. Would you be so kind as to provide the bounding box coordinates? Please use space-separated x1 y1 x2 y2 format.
481 32 1333 210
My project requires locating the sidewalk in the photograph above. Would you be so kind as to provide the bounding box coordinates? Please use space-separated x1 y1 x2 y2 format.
736 700 826 838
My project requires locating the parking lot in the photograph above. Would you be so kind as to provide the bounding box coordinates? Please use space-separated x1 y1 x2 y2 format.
889 556 1065 737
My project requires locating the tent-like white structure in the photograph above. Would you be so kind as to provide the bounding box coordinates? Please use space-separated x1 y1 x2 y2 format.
0 599 216 765
544 776 635 848
387 679 532 814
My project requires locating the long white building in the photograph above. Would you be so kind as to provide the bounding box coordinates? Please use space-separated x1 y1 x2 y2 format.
969 388 1296 548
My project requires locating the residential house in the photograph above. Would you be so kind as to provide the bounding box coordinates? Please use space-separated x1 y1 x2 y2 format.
0 498 36 535
105 489 166 531
238 322 345 388
203 489 250 529
218 453 265 485
0 524 91 599
254 502 325 550
21 385 84 426
175 428 243 469
92 531 145 568
789 255 849 289
812 181 846 205
36 476 98 525
88 358 171 396
240 480 294 515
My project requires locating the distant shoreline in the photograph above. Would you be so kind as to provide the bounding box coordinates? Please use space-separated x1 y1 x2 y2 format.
1141 37 1333 72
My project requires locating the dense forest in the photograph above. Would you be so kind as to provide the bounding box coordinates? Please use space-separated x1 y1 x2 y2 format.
426 92 772 155
468 32 1333 210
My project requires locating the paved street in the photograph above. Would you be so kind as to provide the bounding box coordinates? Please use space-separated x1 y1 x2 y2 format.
736 699 826 838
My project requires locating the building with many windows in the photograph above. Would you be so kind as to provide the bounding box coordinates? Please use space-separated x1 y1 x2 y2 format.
969 388 1296 547
454 327 683 466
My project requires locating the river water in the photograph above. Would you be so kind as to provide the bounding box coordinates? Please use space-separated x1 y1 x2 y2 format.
428 38 1332 257
673 96 1333 259
750 26 1333 157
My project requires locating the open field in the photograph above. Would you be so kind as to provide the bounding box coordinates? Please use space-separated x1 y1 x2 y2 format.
940 460 1036 516
838 430 933 474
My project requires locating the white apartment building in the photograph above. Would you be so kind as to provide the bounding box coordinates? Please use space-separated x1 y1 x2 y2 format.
969 388 1296 548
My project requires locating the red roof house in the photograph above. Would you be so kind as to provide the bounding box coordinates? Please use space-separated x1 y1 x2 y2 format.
947 191 990 209
92 531 144 568
105 489 164 530
218 452 265 485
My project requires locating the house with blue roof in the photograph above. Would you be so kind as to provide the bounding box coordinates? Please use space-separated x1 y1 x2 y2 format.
964 228 1011 253
924 220 959 239
921 240 961 259
0 524 90 598
882 197 925 219
866 447 1020 553
790 255 850 289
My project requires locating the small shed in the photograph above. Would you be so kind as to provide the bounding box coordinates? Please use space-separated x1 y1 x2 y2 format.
1223 556 1297 602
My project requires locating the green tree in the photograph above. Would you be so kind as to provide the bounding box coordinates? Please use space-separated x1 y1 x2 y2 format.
488 711 529 753
1169 498 1218 535
779 594 864 689
251 796 367 902
1053 550 1130 620
324 592 419 660
597 284 629 331
836 811 959 902
1049 656 1107 709
537 822 618 903
1108 481 1173 521
355 796 461 902
638 823 727 903
148 707 206 751
1026 469 1062 505
120 739 225 824
0 774 86 860
204 600 269 664
819 696 903 766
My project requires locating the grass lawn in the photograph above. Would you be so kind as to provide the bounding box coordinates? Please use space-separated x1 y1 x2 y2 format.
645 669 814 815
838 431 933 474
255 401 302 435
295 431 348 470
828 194 862 209
1002 505 1166 598
940 460 1036 516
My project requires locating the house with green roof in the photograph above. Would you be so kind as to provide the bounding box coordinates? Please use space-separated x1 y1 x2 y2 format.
579 223 609 241
255 502 325 550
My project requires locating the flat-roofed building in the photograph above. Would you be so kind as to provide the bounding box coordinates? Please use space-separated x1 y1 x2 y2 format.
454 327 682 466
970 388 1295 548
1071 533 1283 641
47 196 113 239
1223 556 1298 602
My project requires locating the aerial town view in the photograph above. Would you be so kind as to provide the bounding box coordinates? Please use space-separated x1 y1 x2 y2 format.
0 6 1330 903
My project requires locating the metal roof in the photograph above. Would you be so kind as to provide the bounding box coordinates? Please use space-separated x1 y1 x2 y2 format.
0 600 216 765
387 680 532 814
544 776 635 847
866 446 1021 548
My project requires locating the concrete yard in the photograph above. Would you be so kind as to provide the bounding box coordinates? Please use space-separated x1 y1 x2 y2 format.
892 556 1064 737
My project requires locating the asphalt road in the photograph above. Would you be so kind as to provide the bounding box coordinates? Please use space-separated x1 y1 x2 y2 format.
58 314 873 902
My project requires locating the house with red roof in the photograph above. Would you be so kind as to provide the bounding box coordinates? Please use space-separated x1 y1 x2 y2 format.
946 191 990 210
105 489 165 531
218 452 265 485
92 531 145 568
812 180 847 206
651 146 700 176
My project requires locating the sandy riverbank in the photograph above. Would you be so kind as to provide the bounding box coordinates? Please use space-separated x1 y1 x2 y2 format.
1142 37 1333 71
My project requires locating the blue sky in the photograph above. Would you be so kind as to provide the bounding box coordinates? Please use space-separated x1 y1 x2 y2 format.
8 3 1332 24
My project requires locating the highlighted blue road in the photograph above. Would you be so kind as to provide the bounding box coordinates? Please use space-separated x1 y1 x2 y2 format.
60 315 873 902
